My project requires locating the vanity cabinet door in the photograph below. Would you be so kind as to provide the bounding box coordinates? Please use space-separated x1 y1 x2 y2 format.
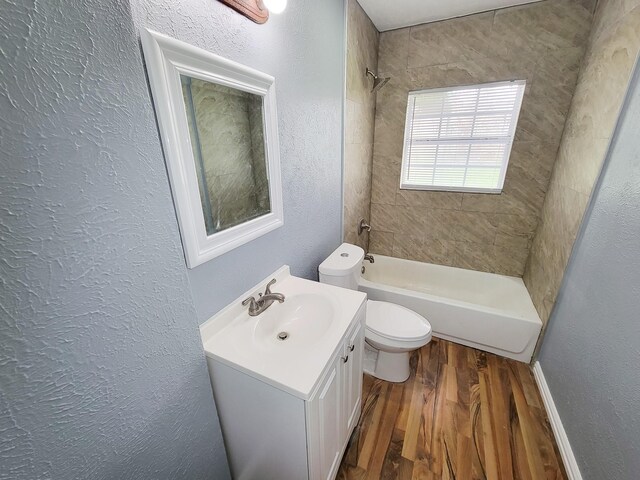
309 354 343 480
343 321 364 435
307 311 365 480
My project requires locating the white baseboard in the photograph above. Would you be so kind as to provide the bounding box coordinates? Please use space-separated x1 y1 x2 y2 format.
532 361 583 480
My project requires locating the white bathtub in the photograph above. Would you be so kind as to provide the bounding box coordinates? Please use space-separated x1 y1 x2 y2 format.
359 255 542 362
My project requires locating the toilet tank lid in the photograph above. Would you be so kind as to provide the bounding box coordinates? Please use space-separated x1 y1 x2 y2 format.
319 243 365 276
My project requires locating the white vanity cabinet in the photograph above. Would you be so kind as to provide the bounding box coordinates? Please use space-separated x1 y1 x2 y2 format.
307 319 364 480
201 269 367 480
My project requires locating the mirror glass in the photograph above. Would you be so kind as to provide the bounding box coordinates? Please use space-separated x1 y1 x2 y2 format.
180 75 271 235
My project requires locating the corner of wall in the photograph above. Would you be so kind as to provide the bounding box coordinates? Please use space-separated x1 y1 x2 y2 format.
532 362 583 480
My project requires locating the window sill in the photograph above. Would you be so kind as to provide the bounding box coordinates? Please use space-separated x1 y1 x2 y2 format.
399 185 503 195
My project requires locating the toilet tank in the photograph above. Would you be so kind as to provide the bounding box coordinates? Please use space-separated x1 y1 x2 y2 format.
318 243 365 291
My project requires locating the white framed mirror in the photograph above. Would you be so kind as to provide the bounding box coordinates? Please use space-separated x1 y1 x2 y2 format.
140 29 284 268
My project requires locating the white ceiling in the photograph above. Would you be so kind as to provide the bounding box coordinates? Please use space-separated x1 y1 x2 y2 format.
358 0 542 31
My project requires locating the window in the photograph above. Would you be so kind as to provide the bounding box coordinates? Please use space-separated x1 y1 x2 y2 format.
400 80 526 193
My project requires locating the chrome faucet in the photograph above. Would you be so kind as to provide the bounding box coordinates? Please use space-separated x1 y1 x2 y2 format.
242 279 285 316
364 254 375 263
358 218 372 235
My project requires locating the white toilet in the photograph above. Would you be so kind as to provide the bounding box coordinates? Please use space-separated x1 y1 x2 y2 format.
319 243 432 382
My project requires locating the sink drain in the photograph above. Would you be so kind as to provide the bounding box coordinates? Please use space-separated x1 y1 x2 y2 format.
277 331 289 341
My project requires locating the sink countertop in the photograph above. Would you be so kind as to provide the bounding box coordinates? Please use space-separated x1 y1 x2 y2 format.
200 266 367 400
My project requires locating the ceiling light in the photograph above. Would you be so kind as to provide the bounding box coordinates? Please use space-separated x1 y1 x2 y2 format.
263 0 287 14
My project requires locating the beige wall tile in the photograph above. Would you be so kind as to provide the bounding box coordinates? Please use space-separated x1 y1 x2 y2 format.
496 213 539 239
503 169 547 213
344 229 368 251
370 202 398 233
406 55 533 91
397 205 430 237
344 141 374 250
495 232 530 250
395 190 463 210
525 1 640 329
515 87 568 145
507 140 558 190
372 139 404 159
423 238 456 266
525 181 590 317
424 209 457 241
371 203 433 238
407 13 495 68
391 234 425 262
453 242 529 276
460 190 536 217
372 79 409 147
552 135 610 195
344 99 357 145
378 28 410 75
523 247 549 310
369 0 593 282
343 209 364 247
369 230 394 255
492 0 593 58
370 151 399 205
343 0 379 250
344 144 373 200
590 0 627 42
449 211 500 245
348 0 639 341
563 9 640 142
393 235 455 266
346 0 380 104
531 47 584 112
627 0 640 13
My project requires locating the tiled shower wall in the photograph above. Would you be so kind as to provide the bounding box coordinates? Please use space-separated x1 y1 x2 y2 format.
368 0 595 276
525 0 640 325
343 0 379 250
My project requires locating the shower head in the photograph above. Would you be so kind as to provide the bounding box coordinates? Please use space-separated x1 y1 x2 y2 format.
372 76 390 92
366 68 391 93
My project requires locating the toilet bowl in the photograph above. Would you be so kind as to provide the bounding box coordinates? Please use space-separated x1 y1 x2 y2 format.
365 300 432 382
319 243 432 382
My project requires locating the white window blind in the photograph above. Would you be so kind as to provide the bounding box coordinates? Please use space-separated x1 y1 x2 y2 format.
400 80 526 193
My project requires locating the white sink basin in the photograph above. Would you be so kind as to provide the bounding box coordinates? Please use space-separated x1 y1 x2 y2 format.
200 267 367 399
253 294 335 351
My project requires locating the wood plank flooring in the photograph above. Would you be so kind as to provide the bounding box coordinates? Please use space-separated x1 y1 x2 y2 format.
337 338 566 480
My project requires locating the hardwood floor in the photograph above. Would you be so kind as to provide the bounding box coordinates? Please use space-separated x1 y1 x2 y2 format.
337 338 566 480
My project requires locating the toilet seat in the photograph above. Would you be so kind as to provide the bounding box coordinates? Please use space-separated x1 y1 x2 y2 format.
366 300 432 342
319 243 433 382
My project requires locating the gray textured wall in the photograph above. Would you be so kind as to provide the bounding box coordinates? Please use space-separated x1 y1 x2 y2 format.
132 0 346 322
0 0 345 478
538 61 640 479
0 0 230 478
